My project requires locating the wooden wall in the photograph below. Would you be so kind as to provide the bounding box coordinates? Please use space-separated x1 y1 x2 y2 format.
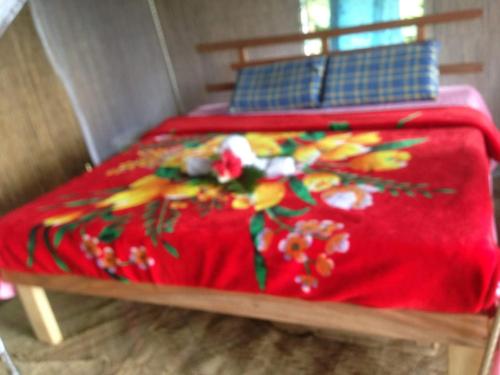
0 6 89 215
427 0 500 123
157 0 500 123
155 0 302 111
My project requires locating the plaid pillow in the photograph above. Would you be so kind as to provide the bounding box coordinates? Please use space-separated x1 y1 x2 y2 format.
321 41 440 107
229 56 327 113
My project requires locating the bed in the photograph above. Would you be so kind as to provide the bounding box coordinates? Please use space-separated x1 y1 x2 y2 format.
1 8 499 375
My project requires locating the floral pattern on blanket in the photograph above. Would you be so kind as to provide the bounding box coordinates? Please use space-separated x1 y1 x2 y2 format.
29 128 455 292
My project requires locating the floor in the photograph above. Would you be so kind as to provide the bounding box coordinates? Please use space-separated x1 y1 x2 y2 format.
2 178 500 375
0 292 446 374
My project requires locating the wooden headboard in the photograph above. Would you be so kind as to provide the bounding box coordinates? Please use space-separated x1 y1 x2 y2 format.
196 8 483 93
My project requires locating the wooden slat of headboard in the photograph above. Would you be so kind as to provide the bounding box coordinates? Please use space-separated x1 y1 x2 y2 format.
197 8 484 93
197 9 482 53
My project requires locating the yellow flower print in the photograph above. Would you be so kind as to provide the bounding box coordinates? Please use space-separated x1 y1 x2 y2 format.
162 183 200 200
189 136 225 158
161 153 184 168
349 132 381 145
315 132 380 154
253 181 286 211
303 172 340 192
197 185 222 202
97 176 171 211
293 144 321 164
232 194 252 210
106 147 172 176
348 150 411 172
263 132 304 141
97 188 159 211
315 133 352 152
170 201 188 210
320 143 370 161
43 210 83 227
245 133 281 157
129 175 167 189
231 181 286 211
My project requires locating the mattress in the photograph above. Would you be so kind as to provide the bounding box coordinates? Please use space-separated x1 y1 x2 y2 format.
0 106 499 313
189 85 492 119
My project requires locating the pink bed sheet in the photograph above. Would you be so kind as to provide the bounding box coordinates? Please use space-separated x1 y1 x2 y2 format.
189 85 492 120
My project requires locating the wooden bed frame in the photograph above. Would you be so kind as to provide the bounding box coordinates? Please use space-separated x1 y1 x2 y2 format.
196 8 484 93
4 8 499 375
3 270 500 375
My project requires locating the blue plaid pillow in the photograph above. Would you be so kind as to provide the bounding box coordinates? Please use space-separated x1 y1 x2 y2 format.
321 41 440 107
229 56 327 112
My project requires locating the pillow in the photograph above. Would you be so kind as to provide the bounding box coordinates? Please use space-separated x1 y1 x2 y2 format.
321 41 440 107
229 56 327 113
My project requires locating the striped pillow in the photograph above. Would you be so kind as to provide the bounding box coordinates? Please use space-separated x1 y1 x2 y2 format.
229 56 327 113
321 41 440 107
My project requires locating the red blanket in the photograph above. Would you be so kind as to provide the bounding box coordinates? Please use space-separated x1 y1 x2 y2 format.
0 107 499 313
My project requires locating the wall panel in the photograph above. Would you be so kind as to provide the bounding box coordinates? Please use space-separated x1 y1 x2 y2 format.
155 0 302 111
0 6 89 215
427 0 500 123
30 0 181 164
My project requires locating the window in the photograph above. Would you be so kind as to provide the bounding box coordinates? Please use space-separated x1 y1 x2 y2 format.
300 0 424 55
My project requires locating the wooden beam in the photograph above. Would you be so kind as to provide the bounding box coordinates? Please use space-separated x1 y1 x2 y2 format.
3 270 490 347
16 285 63 345
237 47 248 64
439 62 483 74
321 36 329 55
417 25 426 41
448 344 484 375
206 82 236 92
197 9 482 53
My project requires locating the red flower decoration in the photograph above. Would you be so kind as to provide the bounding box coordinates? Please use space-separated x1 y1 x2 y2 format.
212 150 243 183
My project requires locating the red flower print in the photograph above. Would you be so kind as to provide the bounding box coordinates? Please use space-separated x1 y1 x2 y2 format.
129 246 155 270
80 234 101 259
256 228 273 253
294 219 344 239
97 247 120 273
325 233 350 254
294 274 318 294
212 150 243 183
315 253 335 277
278 233 311 263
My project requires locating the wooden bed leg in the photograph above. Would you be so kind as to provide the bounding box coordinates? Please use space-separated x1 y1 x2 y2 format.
16 285 63 345
448 344 483 375
477 307 500 375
